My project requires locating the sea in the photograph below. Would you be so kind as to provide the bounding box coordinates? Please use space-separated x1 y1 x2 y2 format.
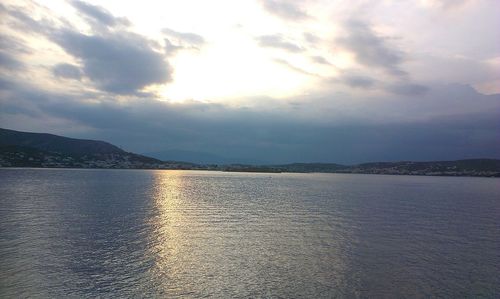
1 168 499 298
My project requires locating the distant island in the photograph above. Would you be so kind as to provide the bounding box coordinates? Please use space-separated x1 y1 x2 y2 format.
1 128 499 177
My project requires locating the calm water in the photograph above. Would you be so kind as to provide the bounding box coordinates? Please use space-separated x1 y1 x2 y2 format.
0 169 499 298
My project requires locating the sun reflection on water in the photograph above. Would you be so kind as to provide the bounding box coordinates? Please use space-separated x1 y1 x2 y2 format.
143 170 355 297
147 170 192 294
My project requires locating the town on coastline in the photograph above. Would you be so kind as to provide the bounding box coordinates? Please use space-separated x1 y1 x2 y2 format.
1 128 499 177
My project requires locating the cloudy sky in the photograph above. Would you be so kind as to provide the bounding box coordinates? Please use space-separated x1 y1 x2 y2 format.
1 0 499 164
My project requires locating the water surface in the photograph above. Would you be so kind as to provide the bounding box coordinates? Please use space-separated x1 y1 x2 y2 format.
1 169 499 298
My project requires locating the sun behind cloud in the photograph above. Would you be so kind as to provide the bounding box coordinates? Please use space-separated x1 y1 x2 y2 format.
0 0 499 162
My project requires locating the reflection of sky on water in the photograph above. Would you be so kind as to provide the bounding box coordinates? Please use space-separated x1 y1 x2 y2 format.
146 171 354 297
1 169 499 297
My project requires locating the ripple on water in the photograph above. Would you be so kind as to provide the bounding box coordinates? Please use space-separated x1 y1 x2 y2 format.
1 169 499 298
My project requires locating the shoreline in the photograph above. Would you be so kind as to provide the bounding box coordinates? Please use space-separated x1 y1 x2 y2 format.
1 166 499 178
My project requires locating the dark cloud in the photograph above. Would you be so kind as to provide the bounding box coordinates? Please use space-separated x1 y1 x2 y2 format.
0 34 31 54
256 34 303 52
0 51 24 70
2 2 172 95
71 0 130 28
2 79 498 164
260 0 309 21
0 16 34 72
52 63 82 80
327 72 376 89
337 20 406 76
51 30 172 94
342 75 376 88
387 82 429 96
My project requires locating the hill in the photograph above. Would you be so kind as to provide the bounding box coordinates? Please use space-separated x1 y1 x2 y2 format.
0 128 193 169
0 128 123 156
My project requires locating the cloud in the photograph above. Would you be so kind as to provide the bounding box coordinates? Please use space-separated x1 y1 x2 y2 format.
256 34 304 52
71 0 130 28
1 0 499 165
337 20 406 76
0 3 54 35
303 32 319 45
52 63 82 80
273 59 317 76
2 2 172 95
411 53 498 88
327 70 378 89
163 38 183 54
0 51 24 70
387 82 429 96
342 74 376 88
259 0 309 21
422 0 472 10
3 74 498 164
51 30 172 94
161 28 205 47
310 55 331 65
161 28 206 55
0 34 31 55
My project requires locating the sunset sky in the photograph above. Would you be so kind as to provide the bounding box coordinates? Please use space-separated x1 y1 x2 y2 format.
1 0 499 163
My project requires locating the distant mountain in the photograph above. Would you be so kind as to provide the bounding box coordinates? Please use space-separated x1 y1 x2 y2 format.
272 159 500 177
144 149 268 165
273 163 348 173
1 128 499 176
0 128 193 169
353 159 500 173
